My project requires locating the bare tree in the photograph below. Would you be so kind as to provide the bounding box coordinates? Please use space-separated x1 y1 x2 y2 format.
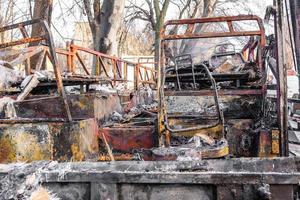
31 0 53 39
178 0 218 55
126 0 171 66
83 0 125 54
126 0 219 65
0 0 15 43
30 0 53 69
82 0 125 74
125 0 251 64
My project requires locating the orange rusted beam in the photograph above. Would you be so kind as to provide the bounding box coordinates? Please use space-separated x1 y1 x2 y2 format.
75 52 90 75
161 15 266 47
0 36 46 49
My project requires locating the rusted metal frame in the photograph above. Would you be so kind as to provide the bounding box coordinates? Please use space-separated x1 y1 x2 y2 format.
72 45 124 86
98 56 109 78
19 25 29 38
70 45 75 73
0 19 46 49
71 44 157 89
162 15 266 47
137 57 155 63
174 60 182 90
65 42 73 73
0 18 41 31
55 48 71 56
100 131 115 161
71 44 136 65
274 0 289 156
44 49 52 66
164 89 263 96
113 60 117 86
191 61 196 89
162 15 266 78
140 80 156 85
0 19 72 121
56 46 85 75
124 62 128 81
10 46 45 73
68 44 158 89
137 59 157 77
138 66 145 88
137 62 157 72
136 61 157 86
248 40 259 62
115 60 122 79
137 62 158 85
35 49 47 71
227 20 234 32
160 15 266 89
162 63 224 133
55 47 75 73
164 15 264 25
143 67 147 83
163 31 263 40
98 56 114 88
158 15 267 137
0 36 46 49
25 58 31 75
0 118 67 123
75 52 90 75
145 68 150 82
134 63 140 90
40 20 72 121
186 24 195 34
164 15 265 38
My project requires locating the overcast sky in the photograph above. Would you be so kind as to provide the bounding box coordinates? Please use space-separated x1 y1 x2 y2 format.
1 0 274 45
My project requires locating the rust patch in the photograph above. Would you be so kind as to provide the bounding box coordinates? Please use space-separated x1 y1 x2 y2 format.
100 126 156 152
0 135 16 163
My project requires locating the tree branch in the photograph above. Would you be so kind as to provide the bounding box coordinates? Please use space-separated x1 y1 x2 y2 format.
93 0 101 24
83 0 94 27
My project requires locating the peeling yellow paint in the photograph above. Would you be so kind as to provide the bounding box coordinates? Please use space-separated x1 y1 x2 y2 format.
13 132 51 161
172 124 223 139
271 129 280 155
71 144 85 161
0 128 52 163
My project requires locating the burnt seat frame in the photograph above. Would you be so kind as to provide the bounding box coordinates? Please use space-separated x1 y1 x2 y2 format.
158 15 266 143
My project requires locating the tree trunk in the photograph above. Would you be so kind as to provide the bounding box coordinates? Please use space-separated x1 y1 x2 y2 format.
153 0 170 69
90 0 125 55
31 0 53 41
30 0 53 70
154 30 160 66
88 0 125 75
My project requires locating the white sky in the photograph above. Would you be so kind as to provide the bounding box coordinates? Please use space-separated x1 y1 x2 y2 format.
1 0 274 45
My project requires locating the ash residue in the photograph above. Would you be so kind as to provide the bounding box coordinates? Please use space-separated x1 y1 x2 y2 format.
105 102 157 126
0 161 59 200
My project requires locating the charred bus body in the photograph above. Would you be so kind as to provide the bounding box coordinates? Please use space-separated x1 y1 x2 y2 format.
157 15 280 160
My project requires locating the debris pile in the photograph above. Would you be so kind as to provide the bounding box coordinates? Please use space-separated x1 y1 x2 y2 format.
0 162 59 200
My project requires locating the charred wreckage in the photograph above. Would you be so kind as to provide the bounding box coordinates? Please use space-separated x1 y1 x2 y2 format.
0 12 299 200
